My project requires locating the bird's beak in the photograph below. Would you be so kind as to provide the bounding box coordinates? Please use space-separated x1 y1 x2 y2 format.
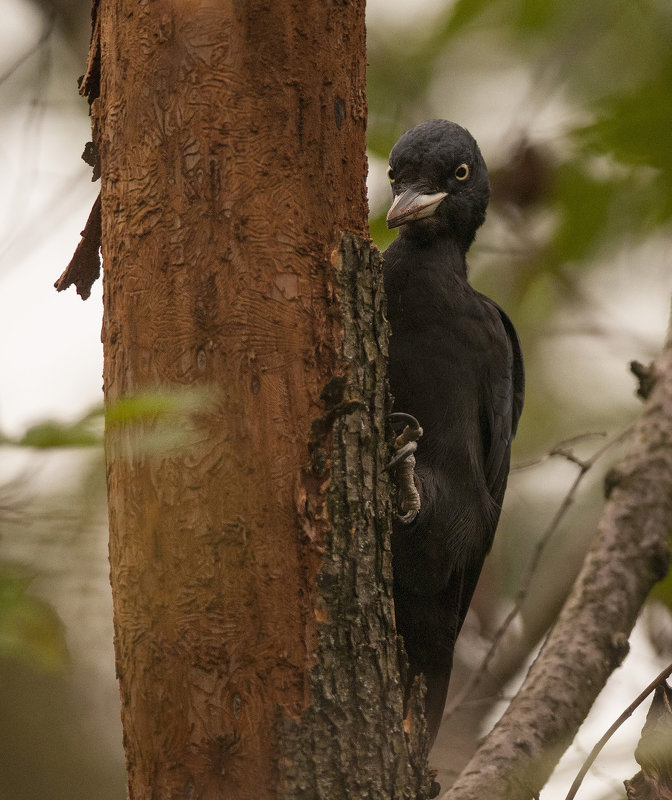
386 188 449 229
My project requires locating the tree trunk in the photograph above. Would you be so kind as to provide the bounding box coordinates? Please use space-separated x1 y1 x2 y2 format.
93 1 429 798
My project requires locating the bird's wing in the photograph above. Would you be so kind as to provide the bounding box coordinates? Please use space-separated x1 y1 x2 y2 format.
480 296 525 508
497 304 525 436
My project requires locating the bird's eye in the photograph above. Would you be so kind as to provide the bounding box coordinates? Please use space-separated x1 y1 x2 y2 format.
454 163 470 181
387 166 395 183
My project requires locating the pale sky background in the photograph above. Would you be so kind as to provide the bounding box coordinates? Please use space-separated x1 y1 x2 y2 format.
1 0 102 437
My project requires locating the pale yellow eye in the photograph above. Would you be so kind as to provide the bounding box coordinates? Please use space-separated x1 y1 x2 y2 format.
387 165 396 183
455 163 470 181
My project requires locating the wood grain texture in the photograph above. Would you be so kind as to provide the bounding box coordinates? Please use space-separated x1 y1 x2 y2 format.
94 1 425 797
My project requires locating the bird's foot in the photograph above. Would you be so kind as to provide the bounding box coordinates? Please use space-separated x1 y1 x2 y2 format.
387 413 423 524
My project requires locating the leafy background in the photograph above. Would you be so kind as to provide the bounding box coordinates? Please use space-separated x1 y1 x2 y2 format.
1 0 672 797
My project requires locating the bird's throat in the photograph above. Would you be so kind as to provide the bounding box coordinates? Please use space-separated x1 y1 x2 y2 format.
400 230 470 280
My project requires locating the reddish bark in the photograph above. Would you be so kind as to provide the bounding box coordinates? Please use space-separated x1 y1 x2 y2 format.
94 1 426 798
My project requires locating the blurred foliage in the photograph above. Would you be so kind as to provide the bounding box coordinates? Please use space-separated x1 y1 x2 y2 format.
0 566 68 670
368 0 672 266
4 387 213 450
104 386 217 456
0 387 211 674
104 386 214 426
0 384 214 797
18 416 101 448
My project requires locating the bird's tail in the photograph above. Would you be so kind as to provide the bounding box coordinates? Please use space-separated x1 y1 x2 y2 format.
417 664 451 748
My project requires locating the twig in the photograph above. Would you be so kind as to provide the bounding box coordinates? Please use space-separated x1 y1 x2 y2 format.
444 425 634 718
564 662 672 800
512 432 607 471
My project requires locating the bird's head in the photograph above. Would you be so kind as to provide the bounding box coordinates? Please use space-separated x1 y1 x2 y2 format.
386 119 490 252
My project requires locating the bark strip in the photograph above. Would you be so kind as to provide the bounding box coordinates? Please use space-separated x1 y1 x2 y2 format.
54 192 101 300
278 232 430 799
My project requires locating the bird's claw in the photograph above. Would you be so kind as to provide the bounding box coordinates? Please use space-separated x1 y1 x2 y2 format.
387 412 423 438
386 413 423 467
387 440 417 470
387 413 423 524
397 507 419 525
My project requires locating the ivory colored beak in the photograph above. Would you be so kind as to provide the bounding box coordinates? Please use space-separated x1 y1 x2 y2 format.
386 188 449 229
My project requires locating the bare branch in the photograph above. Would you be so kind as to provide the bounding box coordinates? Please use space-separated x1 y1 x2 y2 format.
445 302 672 800
512 432 607 471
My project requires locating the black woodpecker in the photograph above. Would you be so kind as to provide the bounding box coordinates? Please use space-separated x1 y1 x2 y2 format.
383 119 525 747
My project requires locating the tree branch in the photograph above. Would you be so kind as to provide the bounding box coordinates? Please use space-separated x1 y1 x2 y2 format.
446 302 672 800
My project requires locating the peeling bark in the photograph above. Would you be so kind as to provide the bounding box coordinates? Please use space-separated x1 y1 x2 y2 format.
54 192 101 299
96 1 426 798
447 306 672 800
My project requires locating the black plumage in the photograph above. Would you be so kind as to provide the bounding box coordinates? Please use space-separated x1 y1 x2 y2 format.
384 120 524 746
